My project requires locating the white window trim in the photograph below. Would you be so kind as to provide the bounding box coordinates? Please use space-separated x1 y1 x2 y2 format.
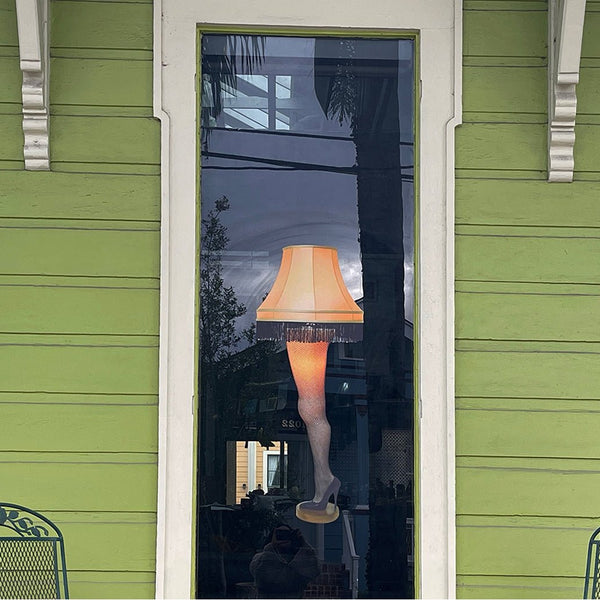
153 1 462 598
263 447 287 492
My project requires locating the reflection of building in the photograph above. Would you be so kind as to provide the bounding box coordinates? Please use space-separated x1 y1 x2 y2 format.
232 441 287 504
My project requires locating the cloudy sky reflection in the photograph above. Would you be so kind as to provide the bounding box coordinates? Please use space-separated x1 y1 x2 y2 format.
201 35 414 340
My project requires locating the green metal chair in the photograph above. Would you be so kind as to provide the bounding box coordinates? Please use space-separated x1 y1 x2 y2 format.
584 526 600 599
0 503 69 599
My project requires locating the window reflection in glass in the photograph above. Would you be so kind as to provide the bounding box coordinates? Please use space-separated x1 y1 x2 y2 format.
198 34 415 599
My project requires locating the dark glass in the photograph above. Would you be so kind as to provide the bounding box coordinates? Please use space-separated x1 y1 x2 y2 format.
198 34 415 599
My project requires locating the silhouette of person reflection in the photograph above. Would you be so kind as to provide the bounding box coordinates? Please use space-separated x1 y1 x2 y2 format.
249 525 319 598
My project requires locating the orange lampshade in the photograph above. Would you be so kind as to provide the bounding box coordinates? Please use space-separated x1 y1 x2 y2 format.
256 245 363 343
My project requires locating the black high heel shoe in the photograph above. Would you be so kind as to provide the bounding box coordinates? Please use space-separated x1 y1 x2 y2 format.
296 477 341 524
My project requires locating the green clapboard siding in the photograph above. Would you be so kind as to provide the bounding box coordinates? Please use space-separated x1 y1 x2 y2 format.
456 289 600 341
457 575 582 599
51 115 160 166
1 454 157 512
56 514 156 572
1 226 159 277
457 457 600 516
0 171 160 220
0 284 159 334
51 2 153 50
0 342 158 394
456 345 600 398
51 58 153 108
456 230 600 283
463 9 547 58
456 123 547 171
0 0 159 596
457 403 600 458
582 11 600 58
457 515 595 577
578 67 600 114
68 572 155 600
457 2 600 597
462 66 546 115
455 179 600 226
0 404 158 452
0 0 18 47
0 114 24 164
0 57 21 104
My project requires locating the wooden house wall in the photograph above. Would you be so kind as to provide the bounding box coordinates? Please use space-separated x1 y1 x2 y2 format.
3 0 600 597
455 1 600 597
0 0 159 597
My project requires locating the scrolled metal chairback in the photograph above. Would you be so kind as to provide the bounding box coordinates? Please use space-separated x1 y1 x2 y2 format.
0 503 69 599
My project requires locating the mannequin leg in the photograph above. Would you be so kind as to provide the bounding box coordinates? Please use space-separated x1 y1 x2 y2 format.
286 341 335 502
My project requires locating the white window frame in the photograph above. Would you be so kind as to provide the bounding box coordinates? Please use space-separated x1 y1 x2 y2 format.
153 2 462 598
263 448 287 492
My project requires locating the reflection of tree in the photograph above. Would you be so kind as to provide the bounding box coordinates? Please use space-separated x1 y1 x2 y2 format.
314 39 411 598
201 196 247 366
201 35 265 149
199 196 281 506
200 196 247 504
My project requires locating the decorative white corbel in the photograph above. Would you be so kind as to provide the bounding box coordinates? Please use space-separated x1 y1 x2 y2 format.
548 0 586 182
15 0 50 170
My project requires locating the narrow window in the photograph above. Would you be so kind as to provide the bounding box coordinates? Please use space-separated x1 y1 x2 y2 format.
198 33 415 599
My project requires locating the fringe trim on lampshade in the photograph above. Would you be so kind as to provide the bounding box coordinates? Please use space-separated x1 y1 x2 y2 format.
256 321 363 343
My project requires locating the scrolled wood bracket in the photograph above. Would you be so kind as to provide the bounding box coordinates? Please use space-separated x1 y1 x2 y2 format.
548 0 586 182
16 0 50 170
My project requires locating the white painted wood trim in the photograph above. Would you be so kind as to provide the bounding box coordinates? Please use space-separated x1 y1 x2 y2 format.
548 0 587 182
153 1 462 597
15 0 50 170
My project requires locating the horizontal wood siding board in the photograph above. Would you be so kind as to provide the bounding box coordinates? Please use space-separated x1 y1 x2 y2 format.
0 404 158 452
0 0 18 47
51 1 152 51
456 234 600 283
463 9 546 58
49 162 161 175
455 123 546 171
456 349 600 399
2 228 159 277
67 572 155 600
0 391 157 405
462 66 546 114
582 11 600 58
456 291 600 341
0 56 21 104
0 114 23 162
457 575 582 599
457 280 600 295
457 408 600 458
457 463 600 517
577 67 600 114
0 172 160 220
1 456 157 512
0 286 159 334
58 519 156 572
456 515 597 577
0 345 158 394
574 125 600 172
50 58 152 108
456 396 600 411
0 274 158 288
455 179 600 226
50 115 160 165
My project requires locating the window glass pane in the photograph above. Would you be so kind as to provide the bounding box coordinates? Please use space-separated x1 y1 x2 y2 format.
198 33 415 599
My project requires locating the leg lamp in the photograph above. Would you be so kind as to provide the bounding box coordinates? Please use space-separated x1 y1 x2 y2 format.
256 245 363 524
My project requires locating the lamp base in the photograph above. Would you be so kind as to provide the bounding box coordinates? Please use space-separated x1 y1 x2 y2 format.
295 502 340 524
